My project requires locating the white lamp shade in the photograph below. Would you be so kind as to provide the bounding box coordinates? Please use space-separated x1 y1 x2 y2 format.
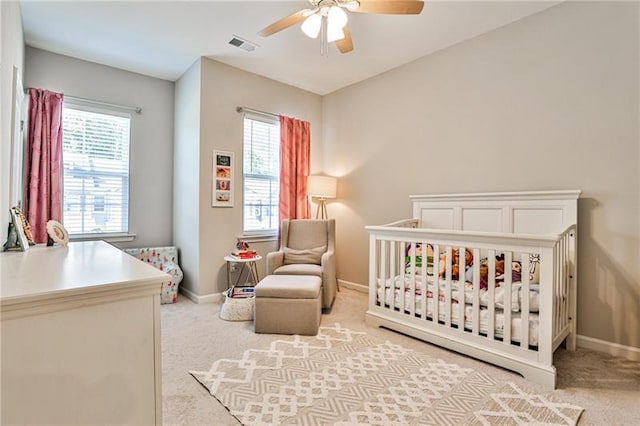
307 175 337 199
301 13 322 39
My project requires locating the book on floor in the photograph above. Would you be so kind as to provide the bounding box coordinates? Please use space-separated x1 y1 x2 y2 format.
230 286 255 298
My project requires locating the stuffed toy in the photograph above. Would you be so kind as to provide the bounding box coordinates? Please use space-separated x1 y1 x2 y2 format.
479 259 497 290
439 247 473 280
495 260 522 283
477 256 523 290
405 243 423 266
405 243 434 275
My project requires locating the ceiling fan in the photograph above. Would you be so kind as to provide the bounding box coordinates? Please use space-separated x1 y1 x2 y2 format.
258 0 425 54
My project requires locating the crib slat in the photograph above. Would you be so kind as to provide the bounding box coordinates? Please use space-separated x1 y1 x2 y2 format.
381 240 391 310
370 235 378 308
521 255 531 349
432 244 440 323
458 247 466 333
554 238 568 336
407 241 416 316
503 251 513 347
420 241 428 320
555 240 561 337
393 240 402 313
567 227 578 351
472 248 480 335
561 233 568 333
487 249 496 341
552 245 558 337
444 246 452 327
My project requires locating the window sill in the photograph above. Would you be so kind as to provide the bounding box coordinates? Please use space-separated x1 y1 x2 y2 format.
70 233 137 243
238 233 277 243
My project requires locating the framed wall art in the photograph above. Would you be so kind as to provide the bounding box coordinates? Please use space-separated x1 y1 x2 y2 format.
212 150 234 207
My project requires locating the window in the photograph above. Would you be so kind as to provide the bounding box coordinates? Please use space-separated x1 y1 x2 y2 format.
242 113 280 234
62 103 131 236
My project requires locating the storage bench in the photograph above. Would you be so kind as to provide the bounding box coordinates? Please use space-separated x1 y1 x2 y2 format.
254 275 322 335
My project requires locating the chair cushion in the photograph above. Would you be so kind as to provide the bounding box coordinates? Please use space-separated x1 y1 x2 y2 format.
255 275 321 299
283 245 326 265
286 220 328 250
274 263 323 277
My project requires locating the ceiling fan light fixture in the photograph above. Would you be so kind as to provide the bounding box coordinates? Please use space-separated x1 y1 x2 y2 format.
327 24 345 43
341 1 360 12
259 0 424 55
328 6 348 28
301 13 322 38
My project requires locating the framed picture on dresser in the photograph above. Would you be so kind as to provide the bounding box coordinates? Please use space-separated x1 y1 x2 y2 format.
2 208 27 252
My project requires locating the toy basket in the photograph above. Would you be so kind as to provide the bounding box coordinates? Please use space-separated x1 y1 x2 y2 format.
219 288 254 321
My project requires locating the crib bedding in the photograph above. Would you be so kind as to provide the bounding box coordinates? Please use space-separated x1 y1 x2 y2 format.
377 275 541 313
376 286 539 346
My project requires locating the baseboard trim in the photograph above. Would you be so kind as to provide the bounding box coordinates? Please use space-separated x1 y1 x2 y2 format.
338 279 368 293
577 334 640 361
179 287 222 304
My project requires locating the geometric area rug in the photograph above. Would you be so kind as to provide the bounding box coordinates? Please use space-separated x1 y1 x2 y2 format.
190 323 584 425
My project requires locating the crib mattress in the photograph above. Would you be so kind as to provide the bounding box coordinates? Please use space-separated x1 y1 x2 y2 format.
377 286 539 347
378 275 541 313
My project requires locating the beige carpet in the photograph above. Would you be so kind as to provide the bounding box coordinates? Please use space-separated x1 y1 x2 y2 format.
190 324 583 425
162 288 640 425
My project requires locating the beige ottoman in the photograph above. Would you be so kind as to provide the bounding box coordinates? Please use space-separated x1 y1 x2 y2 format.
254 275 322 335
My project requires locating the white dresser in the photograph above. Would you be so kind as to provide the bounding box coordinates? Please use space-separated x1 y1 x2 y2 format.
0 241 168 425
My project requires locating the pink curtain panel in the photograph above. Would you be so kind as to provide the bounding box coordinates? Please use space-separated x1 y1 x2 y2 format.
279 115 311 223
24 88 64 243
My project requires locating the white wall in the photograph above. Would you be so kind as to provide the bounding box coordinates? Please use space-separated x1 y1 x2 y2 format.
323 1 639 348
0 1 24 238
24 47 175 249
186 58 323 298
173 59 201 294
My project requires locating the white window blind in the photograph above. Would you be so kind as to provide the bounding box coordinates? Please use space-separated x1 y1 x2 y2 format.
243 114 280 233
62 104 130 236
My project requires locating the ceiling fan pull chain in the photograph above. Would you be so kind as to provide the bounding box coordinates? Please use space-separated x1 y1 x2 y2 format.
321 15 329 56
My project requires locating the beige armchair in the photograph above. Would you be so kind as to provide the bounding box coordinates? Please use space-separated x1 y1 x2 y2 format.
266 219 337 309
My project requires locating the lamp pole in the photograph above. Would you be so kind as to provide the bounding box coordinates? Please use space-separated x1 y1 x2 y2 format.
315 197 328 219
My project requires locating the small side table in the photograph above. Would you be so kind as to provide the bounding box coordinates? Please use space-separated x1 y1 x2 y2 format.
224 255 262 289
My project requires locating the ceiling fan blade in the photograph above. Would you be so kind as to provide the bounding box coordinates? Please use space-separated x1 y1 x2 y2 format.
352 0 424 15
258 9 308 37
335 26 354 54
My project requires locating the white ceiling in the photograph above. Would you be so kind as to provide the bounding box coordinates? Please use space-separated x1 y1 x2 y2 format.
20 0 561 95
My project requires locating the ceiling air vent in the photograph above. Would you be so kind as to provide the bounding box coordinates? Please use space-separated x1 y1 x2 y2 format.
228 35 258 52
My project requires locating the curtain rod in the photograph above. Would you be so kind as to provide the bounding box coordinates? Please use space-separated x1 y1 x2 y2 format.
65 95 142 114
236 106 278 119
26 88 142 114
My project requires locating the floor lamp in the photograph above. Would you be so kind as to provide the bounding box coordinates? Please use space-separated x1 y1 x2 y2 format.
307 175 337 219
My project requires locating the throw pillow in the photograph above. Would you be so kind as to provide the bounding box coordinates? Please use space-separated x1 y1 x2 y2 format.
283 245 327 265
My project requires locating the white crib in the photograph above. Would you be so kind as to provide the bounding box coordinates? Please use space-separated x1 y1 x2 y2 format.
366 190 580 389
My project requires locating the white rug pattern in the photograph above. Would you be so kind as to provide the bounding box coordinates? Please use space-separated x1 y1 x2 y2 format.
190 323 583 425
